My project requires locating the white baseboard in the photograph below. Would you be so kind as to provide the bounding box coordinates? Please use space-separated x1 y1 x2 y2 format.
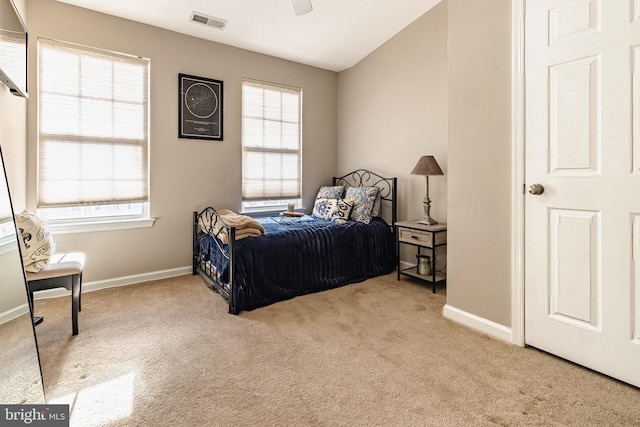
443 304 513 344
30 266 193 301
0 303 30 325
0 266 193 325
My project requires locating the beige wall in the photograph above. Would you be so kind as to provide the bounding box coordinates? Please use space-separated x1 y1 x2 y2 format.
338 0 515 330
446 0 512 327
337 2 448 227
19 0 337 282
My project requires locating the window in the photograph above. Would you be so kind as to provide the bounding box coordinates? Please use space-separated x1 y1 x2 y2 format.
37 39 151 229
242 80 302 212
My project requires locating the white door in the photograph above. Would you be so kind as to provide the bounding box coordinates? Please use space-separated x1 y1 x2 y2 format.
525 0 640 387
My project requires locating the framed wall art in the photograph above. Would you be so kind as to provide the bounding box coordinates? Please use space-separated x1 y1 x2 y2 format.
179 73 223 140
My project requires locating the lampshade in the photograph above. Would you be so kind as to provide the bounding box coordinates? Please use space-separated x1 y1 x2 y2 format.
411 155 443 176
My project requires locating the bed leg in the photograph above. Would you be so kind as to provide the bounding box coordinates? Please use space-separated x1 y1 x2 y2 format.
228 226 236 314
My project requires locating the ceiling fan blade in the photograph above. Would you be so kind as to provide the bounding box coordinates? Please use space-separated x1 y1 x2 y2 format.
291 0 313 16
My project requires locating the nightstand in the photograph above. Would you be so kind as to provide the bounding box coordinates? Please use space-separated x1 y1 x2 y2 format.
395 220 447 293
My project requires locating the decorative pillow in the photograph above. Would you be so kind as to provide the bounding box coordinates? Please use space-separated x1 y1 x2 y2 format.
329 199 354 224
312 198 354 224
15 210 56 273
312 198 337 220
345 186 380 224
315 185 344 200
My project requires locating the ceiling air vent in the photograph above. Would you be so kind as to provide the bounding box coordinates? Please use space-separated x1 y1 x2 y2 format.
190 12 227 30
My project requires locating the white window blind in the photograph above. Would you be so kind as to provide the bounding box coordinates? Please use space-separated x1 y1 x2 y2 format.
242 80 301 201
37 38 149 208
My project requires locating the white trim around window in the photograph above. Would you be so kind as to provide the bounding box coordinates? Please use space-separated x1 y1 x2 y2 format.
36 38 153 232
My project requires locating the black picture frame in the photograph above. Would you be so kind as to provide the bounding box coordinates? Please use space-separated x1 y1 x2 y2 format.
178 73 223 140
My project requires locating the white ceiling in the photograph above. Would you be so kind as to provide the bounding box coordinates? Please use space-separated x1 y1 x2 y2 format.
56 0 442 72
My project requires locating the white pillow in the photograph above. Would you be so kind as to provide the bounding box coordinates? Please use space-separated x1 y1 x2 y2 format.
15 210 56 273
312 198 336 220
311 198 354 224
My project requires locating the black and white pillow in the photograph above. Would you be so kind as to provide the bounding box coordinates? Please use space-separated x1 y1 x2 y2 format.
15 210 56 273
312 198 336 220
311 198 354 224
330 198 354 224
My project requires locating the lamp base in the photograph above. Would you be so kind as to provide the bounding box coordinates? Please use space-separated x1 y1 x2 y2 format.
419 195 437 226
418 217 438 226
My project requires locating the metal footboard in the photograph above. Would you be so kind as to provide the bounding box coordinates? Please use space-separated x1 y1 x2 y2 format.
193 207 237 314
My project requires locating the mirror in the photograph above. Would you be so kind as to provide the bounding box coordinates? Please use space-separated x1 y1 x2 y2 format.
0 145 45 404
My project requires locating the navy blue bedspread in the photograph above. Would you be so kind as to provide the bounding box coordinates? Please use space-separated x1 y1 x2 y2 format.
199 215 395 313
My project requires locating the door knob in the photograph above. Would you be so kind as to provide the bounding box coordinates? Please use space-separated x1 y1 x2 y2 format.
528 183 545 195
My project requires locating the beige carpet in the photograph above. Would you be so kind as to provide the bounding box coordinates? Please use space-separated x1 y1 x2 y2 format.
0 314 46 404
33 273 640 426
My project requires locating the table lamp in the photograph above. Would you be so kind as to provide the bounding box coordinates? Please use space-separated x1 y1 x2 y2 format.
411 155 443 225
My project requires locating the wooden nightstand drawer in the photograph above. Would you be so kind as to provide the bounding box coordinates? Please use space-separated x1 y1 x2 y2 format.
398 228 446 246
399 228 431 245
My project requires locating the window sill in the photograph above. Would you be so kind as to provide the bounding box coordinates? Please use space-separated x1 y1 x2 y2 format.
46 217 156 235
0 238 16 255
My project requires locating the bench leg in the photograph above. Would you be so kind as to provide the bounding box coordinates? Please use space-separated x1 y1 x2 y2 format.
78 272 82 312
28 291 43 326
71 273 80 335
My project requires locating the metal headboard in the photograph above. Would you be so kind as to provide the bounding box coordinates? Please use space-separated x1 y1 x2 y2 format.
332 169 397 229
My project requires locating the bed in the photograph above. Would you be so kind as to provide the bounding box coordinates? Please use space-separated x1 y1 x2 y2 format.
192 169 397 314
